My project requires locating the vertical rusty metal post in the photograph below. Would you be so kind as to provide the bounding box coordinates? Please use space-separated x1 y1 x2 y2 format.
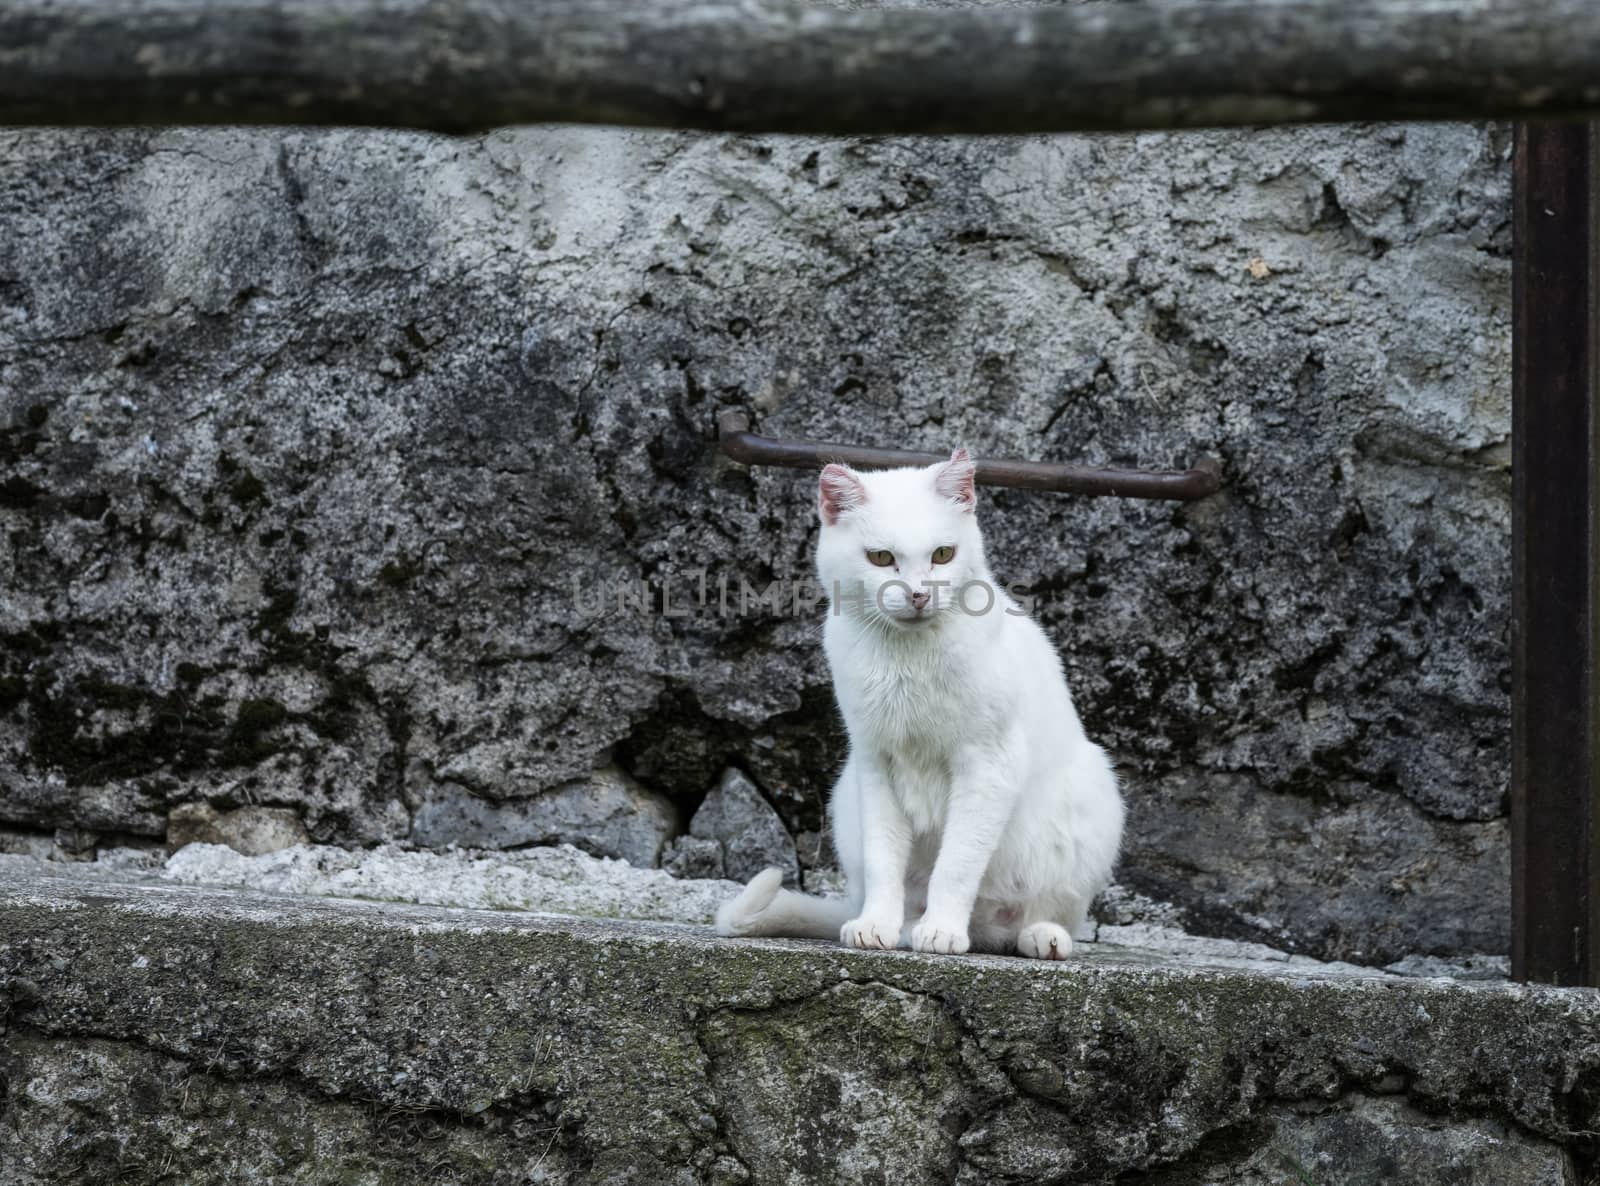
1512 122 1600 986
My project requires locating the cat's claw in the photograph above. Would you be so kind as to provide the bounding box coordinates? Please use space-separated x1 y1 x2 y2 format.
910 920 970 955
841 917 901 950
1017 921 1073 960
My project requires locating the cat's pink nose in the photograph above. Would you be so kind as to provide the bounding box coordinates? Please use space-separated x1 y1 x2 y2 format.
911 590 930 610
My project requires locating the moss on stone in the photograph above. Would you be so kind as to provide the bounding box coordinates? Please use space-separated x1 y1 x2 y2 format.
222 697 289 764
229 472 268 506
377 556 423 588
217 453 269 508
0 474 44 508
22 671 231 786
77 677 148 712
0 877 1588 1185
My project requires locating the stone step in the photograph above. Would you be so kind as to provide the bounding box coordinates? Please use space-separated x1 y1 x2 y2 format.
0 866 1591 1185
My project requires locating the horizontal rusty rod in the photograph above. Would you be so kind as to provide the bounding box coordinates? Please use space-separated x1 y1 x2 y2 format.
717 412 1223 502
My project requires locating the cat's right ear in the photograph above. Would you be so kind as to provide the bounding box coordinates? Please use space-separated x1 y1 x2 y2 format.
819 464 867 526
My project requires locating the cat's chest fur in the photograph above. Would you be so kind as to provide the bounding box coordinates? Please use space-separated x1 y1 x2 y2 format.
827 619 994 758
831 626 995 835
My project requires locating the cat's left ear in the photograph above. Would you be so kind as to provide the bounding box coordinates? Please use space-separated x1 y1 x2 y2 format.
934 447 977 512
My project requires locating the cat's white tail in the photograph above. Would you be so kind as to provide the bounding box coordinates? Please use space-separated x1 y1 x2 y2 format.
714 867 858 940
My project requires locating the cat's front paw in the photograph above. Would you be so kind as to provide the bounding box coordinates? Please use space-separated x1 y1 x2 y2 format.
1017 921 1073 960
910 919 970 956
840 916 900 950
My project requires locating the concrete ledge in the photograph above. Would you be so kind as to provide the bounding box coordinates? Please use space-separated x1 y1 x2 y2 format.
0 868 1592 1184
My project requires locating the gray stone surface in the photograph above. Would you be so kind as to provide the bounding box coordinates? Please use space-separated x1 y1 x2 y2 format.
0 101 1511 964
662 832 726 880
1136 1096 1574 1186
664 766 800 886
409 762 679 867
0 871 1590 1186
155 841 745 924
0 845 1394 974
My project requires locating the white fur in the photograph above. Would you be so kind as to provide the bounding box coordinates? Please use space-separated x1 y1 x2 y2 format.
715 451 1125 958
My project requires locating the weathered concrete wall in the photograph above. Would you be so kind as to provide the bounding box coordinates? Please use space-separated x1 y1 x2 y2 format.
0 111 1511 964
0 872 1585 1185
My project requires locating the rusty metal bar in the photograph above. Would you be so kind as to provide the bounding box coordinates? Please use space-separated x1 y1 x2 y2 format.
1511 122 1600 987
717 411 1223 502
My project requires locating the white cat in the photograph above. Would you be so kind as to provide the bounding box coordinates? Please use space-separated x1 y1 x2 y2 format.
716 448 1124 958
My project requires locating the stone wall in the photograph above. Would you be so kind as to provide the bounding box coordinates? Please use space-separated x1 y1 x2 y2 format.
0 872 1585 1186
0 112 1512 964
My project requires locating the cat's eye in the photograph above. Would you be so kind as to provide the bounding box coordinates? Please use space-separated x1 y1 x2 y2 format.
932 545 956 564
865 549 895 567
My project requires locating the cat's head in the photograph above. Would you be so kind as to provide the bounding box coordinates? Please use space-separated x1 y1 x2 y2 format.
815 449 988 629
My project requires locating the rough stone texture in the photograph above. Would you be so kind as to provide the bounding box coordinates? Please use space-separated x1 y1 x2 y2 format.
663 766 800 886
2 1035 568 1186
409 762 678 867
1132 1096 1575 1186
0 871 1589 1186
151 842 745 924
3 0 1597 137
0 841 163 878
662 833 726 880
0 100 1512 963
0 844 1494 979
166 801 310 854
